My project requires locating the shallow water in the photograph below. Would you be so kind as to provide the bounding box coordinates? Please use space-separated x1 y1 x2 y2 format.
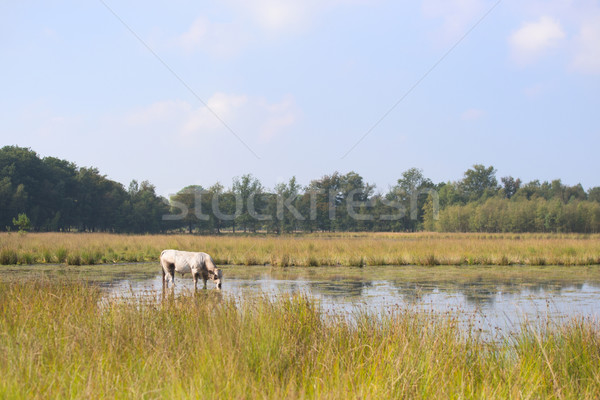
2 263 600 338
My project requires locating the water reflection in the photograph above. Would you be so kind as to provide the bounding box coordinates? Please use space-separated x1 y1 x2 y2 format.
389 274 598 308
308 277 373 298
2 263 600 337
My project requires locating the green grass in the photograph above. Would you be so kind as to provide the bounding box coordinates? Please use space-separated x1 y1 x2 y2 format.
0 280 599 399
1 232 600 267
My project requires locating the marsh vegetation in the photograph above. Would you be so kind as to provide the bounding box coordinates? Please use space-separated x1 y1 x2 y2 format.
1 280 599 399
1 232 599 267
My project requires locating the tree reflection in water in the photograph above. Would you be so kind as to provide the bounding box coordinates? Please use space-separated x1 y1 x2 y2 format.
3 264 600 333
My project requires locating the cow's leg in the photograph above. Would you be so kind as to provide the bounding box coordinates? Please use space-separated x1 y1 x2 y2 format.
162 268 166 290
202 271 209 289
193 272 199 291
167 263 175 288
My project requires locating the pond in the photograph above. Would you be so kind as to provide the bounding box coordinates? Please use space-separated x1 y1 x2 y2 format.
2 263 600 339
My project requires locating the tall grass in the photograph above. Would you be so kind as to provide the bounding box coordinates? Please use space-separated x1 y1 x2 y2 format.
0 280 599 398
0 232 599 266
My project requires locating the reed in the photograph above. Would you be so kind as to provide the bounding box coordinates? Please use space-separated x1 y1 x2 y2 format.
0 280 598 399
0 232 599 267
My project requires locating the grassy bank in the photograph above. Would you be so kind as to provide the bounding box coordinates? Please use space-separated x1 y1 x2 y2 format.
1 232 600 267
0 280 598 399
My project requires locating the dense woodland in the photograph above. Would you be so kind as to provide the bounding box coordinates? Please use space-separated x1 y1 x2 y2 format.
1 146 600 233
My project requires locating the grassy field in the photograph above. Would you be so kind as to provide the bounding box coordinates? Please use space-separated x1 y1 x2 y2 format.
0 279 598 399
1 232 599 267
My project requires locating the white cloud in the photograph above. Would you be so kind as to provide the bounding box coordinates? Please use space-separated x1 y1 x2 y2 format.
571 17 600 74
127 93 299 144
177 17 250 57
422 0 486 43
259 95 298 141
504 2 600 73
236 0 311 32
226 0 359 33
509 16 565 65
127 100 192 125
460 108 485 121
175 0 367 56
178 17 208 51
183 93 248 136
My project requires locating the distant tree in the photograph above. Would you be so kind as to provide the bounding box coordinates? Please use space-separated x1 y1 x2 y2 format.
588 187 600 203
388 168 433 231
205 183 226 233
422 193 438 231
169 185 205 233
12 213 31 233
270 177 303 234
501 176 521 199
336 172 375 231
296 188 318 233
76 167 128 232
0 146 41 228
514 180 546 201
460 164 498 202
232 174 265 233
564 183 587 202
0 177 13 229
216 188 240 233
10 184 28 226
437 182 461 207
305 172 345 232
3 145 600 234
395 168 433 196
127 180 169 233
41 157 78 230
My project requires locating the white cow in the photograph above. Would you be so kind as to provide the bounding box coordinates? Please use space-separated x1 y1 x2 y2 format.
160 249 222 290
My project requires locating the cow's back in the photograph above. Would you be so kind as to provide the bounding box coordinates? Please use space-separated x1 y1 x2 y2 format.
162 250 208 274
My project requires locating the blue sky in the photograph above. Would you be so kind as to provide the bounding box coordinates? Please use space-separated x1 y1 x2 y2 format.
1 0 599 196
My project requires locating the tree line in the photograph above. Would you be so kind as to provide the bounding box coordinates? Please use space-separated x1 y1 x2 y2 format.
1 146 599 233
0 146 168 233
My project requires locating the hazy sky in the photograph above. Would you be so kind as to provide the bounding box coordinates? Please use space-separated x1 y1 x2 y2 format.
1 0 599 196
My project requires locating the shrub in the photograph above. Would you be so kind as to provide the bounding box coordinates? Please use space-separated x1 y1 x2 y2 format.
0 248 18 265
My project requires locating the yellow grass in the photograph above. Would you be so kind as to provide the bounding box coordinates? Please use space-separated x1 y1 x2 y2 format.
0 232 599 266
1 279 600 398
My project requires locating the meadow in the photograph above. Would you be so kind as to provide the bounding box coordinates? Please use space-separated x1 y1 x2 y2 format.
0 231 599 267
0 279 598 399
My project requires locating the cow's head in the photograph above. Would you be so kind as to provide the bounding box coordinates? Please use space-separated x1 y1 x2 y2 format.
211 268 223 289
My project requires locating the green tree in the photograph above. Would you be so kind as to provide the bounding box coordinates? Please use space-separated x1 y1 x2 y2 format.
306 172 342 232
501 176 521 199
126 181 169 233
12 213 31 233
336 172 375 231
205 183 226 233
269 177 303 234
232 174 265 233
388 168 434 231
169 185 206 233
41 157 79 230
0 146 41 228
422 193 438 231
459 164 498 202
588 187 600 203
216 188 240 233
